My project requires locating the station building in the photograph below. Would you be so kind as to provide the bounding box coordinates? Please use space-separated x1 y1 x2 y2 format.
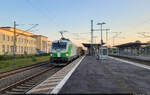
0 27 52 55
82 43 101 56
114 42 150 56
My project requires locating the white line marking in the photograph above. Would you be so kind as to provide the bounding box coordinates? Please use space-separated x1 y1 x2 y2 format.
50 56 85 94
109 56 150 70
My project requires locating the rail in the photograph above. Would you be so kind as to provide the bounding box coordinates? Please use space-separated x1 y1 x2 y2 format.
0 61 49 79
0 66 58 94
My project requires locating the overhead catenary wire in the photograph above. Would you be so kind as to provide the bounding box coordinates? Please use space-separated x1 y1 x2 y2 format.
137 32 150 38
25 0 62 29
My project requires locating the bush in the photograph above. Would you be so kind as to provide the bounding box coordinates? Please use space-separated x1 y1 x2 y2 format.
0 55 14 60
0 56 4 60
0 53 50 61
31 56 37 62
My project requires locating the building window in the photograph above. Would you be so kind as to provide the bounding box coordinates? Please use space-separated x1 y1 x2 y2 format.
21 46 23 53
12 36 14 42
29 47 31 52
16 46 17 52
24 47 26 53
2 45 5 53
27 47 28 52
10 46 13 52
7 36 9 41
31 48 33 53
7 45 9 52
18 46 20 53
3 34 5 41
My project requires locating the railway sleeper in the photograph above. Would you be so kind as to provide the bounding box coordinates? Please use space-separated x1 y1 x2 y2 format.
6 91 24 94
46 79 60 82
17 86 30 89
20 84 33 87
29 80 39 82
25 82 37 85
11 88 27 92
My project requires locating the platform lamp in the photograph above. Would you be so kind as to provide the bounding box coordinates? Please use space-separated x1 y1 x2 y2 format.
97 22 106 45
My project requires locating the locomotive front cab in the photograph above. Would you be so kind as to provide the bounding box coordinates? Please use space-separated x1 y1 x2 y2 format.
50 40 71 63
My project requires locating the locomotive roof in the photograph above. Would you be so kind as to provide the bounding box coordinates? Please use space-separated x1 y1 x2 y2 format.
52 39 71 43
52 37 71 43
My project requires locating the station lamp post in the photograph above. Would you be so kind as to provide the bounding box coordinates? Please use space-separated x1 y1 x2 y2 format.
13 22 38 67
97 22 106 45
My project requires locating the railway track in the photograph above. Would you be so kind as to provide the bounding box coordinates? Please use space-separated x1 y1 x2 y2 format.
0 61 49 79
0 56 80 94
109 55 150 66
0 65 63 94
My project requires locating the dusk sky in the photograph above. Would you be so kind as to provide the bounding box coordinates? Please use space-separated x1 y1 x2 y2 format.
0 0 150 46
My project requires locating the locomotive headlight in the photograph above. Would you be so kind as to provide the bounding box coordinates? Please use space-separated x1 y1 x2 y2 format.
50 53 53 56
66 53 69 56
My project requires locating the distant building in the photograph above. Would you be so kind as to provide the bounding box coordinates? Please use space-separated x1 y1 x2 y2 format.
114 42 149 56
0 27 52 55
47 41 52 53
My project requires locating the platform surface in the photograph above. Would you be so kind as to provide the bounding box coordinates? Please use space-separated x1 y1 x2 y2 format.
26 56 84 94
114 54 150 61
59 56 150 94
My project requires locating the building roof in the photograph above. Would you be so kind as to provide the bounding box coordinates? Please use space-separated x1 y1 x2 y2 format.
114 42 148 48
36 35 48 38
0 27 36 36
82 43 101 48
0 27 48 38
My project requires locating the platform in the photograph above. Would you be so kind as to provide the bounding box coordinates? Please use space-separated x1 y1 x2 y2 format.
111 54 150 61
27 56 150 94
124 55 150 61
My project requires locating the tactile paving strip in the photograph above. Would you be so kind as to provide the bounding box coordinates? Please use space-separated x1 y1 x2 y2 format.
26 56 84 94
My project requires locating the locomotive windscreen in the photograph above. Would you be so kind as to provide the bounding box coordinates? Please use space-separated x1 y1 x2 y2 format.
52 42 67 49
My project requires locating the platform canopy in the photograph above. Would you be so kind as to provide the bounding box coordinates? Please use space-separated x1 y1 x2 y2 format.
82 43 102 48
114 42 148 48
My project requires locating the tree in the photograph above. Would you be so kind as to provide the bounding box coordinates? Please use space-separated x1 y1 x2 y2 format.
146 41 150 47
147 41 150 43
135 40 141 43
